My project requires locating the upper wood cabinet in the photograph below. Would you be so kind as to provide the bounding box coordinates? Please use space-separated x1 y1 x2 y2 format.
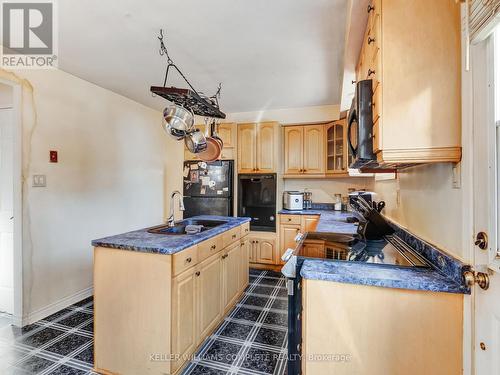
326 120 348 174
284 125 325 176
184 122 237 161
354 0 461 167
237 122 279 174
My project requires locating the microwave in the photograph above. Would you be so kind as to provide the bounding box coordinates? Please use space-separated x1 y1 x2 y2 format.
348 79 376 168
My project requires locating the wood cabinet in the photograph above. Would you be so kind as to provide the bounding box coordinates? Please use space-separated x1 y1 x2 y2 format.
196 253 222 341
354 0 461 167
279 214 320 263
302 279 463 374
325 120 347 174
237 122 279 173
248 232 279 267
184 122 237 160
94 223 250 375
171 267 197 373
284 125 325 176
222 242 241 312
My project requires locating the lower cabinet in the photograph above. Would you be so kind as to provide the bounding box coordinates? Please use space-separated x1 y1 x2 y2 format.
171 268 198 373
279 214 320 263
196 253 223 342
222 242 241 312
249 233 278 265
280 224 301 263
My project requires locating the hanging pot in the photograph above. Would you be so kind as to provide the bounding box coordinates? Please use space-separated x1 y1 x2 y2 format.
162 105 194 139
211 120 224 150
197 120 222 161
184 128 207 154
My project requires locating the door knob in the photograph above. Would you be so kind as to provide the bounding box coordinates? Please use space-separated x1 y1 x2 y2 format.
463 270 490 290
475 232 488 250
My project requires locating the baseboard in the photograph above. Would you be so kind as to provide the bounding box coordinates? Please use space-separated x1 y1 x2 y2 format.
22 286 93 326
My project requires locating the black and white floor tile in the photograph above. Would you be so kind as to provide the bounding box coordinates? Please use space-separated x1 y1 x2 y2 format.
181 269 288 375
0 269 287 375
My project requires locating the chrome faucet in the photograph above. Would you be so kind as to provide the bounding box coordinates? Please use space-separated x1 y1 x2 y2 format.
167 190 185 227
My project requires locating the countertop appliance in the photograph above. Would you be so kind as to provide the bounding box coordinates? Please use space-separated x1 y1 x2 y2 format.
283 191 304 211
183 160 233 218
348 79 376 169
238 174 276 232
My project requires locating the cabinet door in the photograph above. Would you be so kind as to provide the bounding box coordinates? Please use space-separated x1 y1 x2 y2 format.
197 254 222 341
223 243 241 311
326 120 346 174
171 268 197 373
256 122 276 173
256 238 276 265
239 238 250 291
238 123 257 173
303 125 325 174
284 126 304 174
218 123 236 148
302 215 320 232
280 224 301 264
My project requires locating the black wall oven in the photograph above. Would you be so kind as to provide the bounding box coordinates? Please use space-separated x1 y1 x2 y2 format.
237 174 276 232
348 79 376 168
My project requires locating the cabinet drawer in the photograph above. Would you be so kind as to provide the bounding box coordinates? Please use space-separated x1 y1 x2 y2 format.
198 235 223 262
281 215 301 225
173 245 198 276
223 227 241 247
240 222 250 237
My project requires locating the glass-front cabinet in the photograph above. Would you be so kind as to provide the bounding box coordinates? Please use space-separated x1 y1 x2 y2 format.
326 119 347 174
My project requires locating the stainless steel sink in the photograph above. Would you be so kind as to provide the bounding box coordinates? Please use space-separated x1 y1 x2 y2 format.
147 219 227 235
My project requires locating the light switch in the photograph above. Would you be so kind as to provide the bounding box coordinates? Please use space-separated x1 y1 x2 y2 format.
32 175 46 187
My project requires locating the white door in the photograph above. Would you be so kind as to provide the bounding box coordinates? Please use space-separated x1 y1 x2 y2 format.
0 107 14 313
471 27 500 375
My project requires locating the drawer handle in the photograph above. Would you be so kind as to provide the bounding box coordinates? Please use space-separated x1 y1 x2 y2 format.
368 36 376 44
211 245 217 250
195 271 200 277
245 228 249 232
367 4 375 13
222 254 228 259
186 257 192 263
241 242 245 246
232 234 237 239
288 218 292 222
368 69 376 77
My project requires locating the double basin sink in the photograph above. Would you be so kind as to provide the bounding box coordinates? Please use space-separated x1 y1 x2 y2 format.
147 219 227 235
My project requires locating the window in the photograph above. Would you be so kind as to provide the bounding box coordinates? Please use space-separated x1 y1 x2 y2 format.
495 25 500 255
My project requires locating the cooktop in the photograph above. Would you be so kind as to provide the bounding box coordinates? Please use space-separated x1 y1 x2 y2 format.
298 232 430 268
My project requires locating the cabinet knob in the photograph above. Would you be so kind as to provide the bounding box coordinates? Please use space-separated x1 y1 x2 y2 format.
367 4 375 13
241 242 245 246
256 240 259 243
186 257 192 263
368 36 376 44
351 80 356 84
195 271 200 277
368 69 376 77
232 234 237 239
288 218 291 222
211 245 217 250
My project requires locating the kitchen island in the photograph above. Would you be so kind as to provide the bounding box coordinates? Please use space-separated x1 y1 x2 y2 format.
91 215 251 375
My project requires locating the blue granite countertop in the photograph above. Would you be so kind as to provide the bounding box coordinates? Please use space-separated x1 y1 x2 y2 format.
280 208 470 294
279 209 359 234
91 215 251 255
300 260 469 294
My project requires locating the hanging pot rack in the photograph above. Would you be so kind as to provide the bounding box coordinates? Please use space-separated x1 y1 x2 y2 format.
150 29 226 119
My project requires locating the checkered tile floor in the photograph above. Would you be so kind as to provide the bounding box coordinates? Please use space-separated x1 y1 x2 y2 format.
0 269 287 375
181 269 288 375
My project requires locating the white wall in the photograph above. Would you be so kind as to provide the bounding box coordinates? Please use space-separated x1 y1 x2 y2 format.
0 68 182 323
284 178 373 203
374 163 464 259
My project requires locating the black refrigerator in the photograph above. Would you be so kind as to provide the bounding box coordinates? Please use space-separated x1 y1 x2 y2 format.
183 160 234 218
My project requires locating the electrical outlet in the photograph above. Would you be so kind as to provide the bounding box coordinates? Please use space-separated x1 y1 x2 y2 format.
452 163 461 189
32 175 46 187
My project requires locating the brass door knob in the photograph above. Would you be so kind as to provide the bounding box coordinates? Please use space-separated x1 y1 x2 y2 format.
464 271 490 290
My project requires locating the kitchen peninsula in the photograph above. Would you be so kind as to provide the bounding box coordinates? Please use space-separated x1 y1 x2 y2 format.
91 215 251 375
